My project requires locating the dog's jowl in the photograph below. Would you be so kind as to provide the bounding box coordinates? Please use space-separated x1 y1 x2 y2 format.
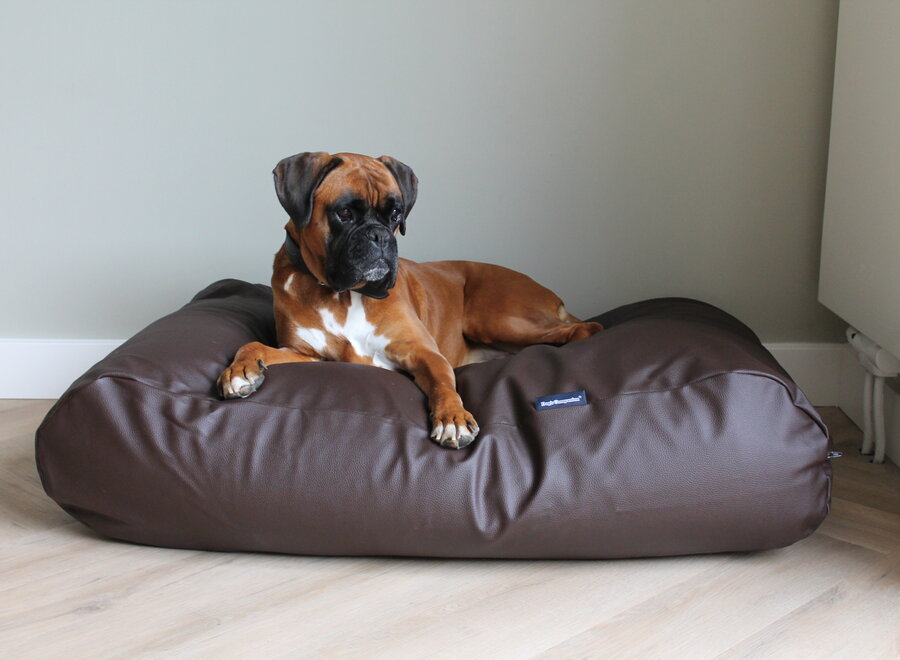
218 152 603 449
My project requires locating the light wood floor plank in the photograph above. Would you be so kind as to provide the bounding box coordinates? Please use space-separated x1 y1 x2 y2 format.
537 535 887 659
195 555 728 659
716 553 899 660
0 402 896 659
817 496 900 554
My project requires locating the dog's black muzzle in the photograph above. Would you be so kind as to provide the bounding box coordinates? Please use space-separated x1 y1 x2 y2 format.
327 221 399 299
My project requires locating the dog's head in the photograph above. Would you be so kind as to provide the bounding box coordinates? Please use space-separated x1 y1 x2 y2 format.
273 151 417 299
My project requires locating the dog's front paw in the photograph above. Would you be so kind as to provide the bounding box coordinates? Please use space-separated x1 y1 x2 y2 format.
218 359 267 399
430 407 480 449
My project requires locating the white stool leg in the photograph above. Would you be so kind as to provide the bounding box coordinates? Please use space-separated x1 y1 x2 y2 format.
872 376 886 464
861 371 874 456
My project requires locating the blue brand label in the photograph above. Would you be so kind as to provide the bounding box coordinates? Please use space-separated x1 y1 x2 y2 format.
534 390 588 411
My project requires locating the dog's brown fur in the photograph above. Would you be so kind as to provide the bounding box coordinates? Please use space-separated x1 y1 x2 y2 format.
219 152 603 448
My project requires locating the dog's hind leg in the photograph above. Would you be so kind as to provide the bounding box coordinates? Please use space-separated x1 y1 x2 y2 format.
460 264 603 348
467 308 603 347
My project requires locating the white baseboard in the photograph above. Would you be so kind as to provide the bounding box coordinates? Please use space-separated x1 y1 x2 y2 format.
1 337 845 404
0 339 124 399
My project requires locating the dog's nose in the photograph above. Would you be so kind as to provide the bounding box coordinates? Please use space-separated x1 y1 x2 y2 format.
365 225 389 246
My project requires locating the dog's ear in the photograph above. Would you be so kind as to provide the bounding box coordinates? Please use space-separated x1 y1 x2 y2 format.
273 152 343 228
378 156 418 235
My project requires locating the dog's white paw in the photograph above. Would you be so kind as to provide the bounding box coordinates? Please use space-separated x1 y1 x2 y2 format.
430 409 479 449
218 360 266 399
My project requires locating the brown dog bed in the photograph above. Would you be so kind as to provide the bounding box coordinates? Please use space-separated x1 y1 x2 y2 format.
36 279 833 558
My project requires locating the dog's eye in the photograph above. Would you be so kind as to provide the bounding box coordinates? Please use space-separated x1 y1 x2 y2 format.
336 208 353 222
389 208 402 223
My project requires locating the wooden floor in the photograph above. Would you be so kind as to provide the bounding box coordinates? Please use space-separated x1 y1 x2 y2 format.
0 401 897 659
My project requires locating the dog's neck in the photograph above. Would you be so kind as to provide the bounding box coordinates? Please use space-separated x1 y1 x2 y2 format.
283 231 325 286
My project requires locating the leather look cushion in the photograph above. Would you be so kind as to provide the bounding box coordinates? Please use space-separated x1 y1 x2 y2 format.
36 279 832 558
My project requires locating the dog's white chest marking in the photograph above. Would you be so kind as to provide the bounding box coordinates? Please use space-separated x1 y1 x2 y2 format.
295 326 328 354
296 292 396 370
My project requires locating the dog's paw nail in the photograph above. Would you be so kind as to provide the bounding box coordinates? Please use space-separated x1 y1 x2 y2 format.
220 387 244 400
434 423 459 449
457 430 475 448
228 376 256 399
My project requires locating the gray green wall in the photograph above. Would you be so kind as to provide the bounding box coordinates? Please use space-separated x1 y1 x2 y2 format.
0 1 845 341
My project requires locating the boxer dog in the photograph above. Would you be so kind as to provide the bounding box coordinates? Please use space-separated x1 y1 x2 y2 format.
218 152 603 448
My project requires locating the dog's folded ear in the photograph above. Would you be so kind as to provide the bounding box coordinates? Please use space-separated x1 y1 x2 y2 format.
378 156 418 235
273 152 343 228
